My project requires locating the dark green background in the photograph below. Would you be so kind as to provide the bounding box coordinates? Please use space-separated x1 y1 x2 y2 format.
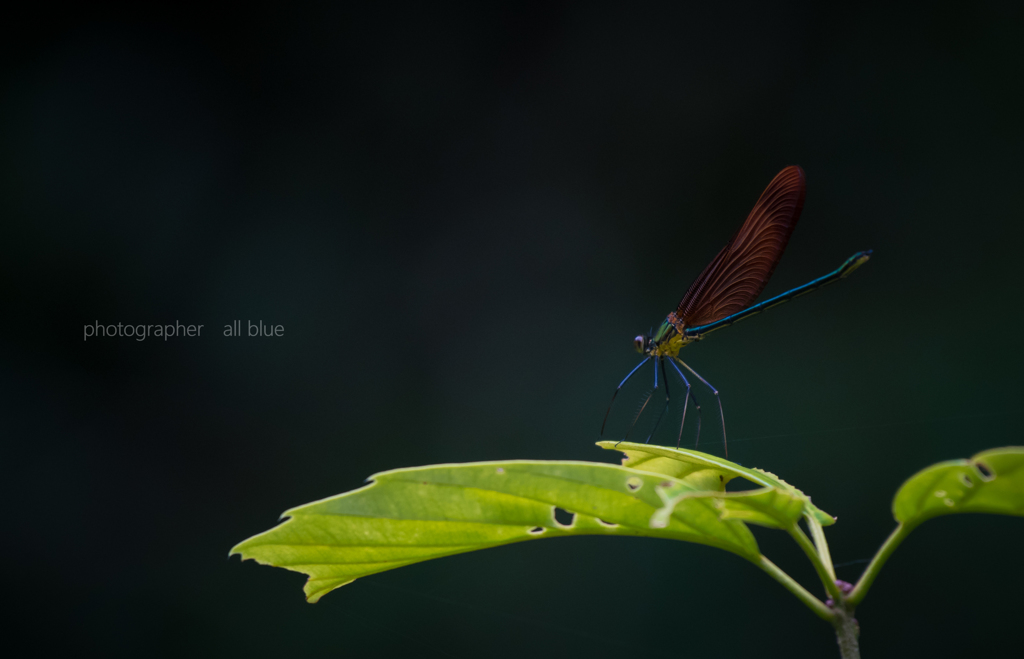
3 2 1023 656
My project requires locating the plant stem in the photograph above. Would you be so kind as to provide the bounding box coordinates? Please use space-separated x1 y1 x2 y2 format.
847 523 912 606
788 524 845 603
755 555 835 622
832 606 860 659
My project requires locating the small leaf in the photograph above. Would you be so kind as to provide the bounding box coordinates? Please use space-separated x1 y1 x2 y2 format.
652 482 805 530
598 442 835 526
893 447 1024 527
599 442 734 490
717 489 808 528
232 460 762 602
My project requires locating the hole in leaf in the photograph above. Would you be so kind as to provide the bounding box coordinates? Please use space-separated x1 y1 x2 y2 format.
528 527 545 535
960 473 974 488
597 519 618 528
553 507 575 527
976 461 995 481
943 498 955 507
933 490 947 498
626 476 643 492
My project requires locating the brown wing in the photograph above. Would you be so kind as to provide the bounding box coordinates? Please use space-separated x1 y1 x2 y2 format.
676 166 806 327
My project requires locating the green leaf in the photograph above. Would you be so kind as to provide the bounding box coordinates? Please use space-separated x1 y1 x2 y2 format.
651 482 807 530
893 447 1024 527
231 460 762 602
598 441 835 526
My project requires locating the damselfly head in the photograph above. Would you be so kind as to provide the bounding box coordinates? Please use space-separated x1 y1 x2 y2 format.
633 334 650 354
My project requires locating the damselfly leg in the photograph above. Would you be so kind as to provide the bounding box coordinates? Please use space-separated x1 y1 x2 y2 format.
621 357 659 444
600 357 649 438
602 356 713 451
667 358 701 449
644 358 672 444
674 358 727 457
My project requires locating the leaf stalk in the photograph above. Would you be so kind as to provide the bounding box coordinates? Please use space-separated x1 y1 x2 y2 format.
755 555 835 622
846 523 912 606
806 516 836 580
788 523 845 604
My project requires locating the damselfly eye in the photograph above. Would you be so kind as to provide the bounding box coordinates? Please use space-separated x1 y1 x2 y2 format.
634 335 645 353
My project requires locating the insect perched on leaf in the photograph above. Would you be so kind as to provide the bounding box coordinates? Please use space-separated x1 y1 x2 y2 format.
601 166 871 456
